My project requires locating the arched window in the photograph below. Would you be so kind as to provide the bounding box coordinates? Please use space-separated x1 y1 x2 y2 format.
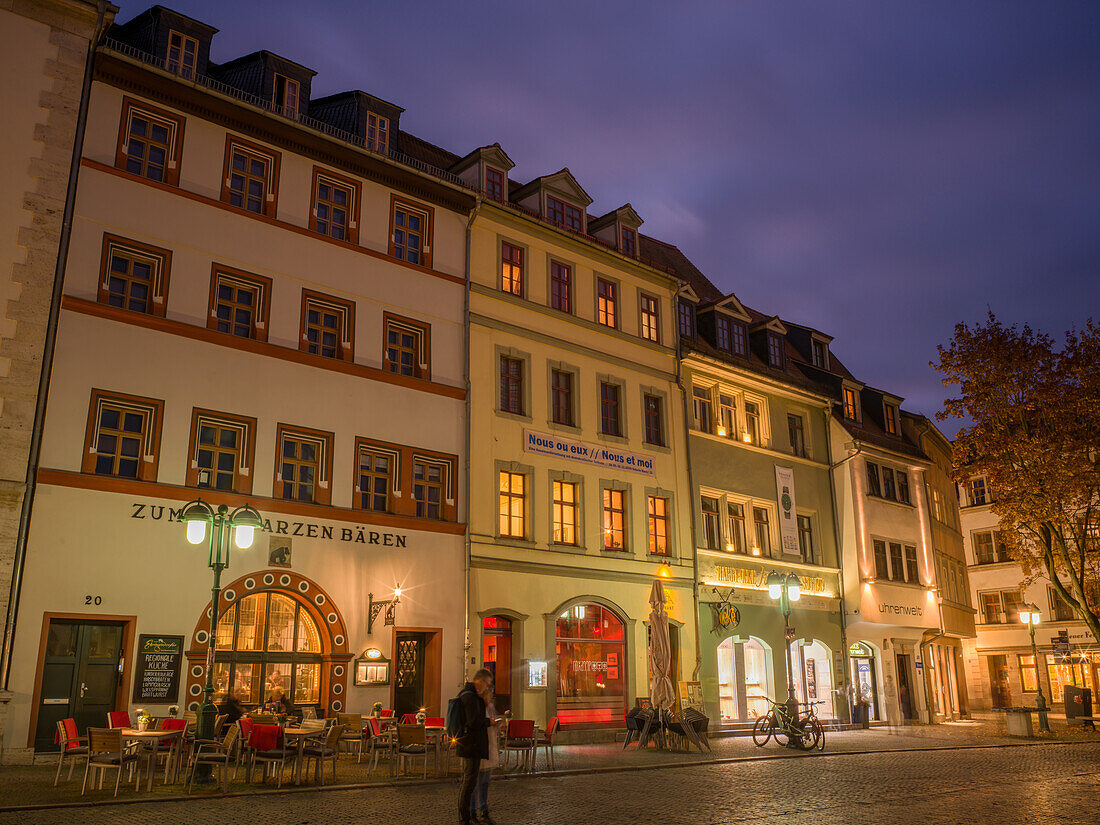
555 603 626 726
213 591 322 707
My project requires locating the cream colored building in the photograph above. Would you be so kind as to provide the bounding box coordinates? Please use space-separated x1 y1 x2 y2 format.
455 149 695 734
831 384 940 724
3 6 474 761
0 0 116 759
958 475 1098 713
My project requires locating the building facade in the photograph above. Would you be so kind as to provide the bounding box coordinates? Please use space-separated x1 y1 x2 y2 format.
959 475 1098 713
676 281 846 726
0 0 116 759
907 416 974 722
3 7 475 761
460 151 695 733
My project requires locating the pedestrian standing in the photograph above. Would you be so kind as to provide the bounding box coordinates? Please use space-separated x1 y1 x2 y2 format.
471 683 501 824
455 669 492 825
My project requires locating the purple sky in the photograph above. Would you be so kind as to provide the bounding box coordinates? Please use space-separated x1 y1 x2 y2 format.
125 1 1099 433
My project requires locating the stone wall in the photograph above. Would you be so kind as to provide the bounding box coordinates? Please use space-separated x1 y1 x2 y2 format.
0 0 111 763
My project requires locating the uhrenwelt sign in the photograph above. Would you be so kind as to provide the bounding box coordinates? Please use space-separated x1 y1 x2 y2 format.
523 430 656 476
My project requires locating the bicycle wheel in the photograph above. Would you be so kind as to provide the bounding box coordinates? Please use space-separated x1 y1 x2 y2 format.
751 715 773 747
808 718 825 751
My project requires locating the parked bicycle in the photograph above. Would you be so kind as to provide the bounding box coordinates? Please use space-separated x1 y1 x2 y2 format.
752 699 825 751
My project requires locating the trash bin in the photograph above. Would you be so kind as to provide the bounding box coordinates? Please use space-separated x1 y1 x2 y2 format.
1065 686 1092 722
1001 707 1035 737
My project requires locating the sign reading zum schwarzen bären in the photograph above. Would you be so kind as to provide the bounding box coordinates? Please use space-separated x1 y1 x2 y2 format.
523 430 655 476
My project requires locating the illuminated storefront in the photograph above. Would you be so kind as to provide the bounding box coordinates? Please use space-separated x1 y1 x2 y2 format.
555 604 627 727
1046 652 1098 703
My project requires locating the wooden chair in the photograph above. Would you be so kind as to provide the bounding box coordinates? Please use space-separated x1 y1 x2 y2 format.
399 713 418 725
502 719 536 772
246 724 292 788
535 717 560 770
186 724 239 794
336 713 364 761
249 713 278 725
303 724 344 785
396 724 429 779
106 710 131 729
54 718 88 785
82 728 141 796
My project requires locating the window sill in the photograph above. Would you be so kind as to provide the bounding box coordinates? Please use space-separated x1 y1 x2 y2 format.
547 421 582 436
643 440 671 454
596 433 629 445
865 494 914 509
599 547 630 556
495 409 532 424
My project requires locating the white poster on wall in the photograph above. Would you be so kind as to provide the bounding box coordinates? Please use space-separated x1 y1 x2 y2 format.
774 466 799 555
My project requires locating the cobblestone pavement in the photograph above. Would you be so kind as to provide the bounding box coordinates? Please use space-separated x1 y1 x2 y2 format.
0 742 1096 825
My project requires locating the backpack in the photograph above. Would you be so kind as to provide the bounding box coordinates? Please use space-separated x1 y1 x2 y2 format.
446 689 469 738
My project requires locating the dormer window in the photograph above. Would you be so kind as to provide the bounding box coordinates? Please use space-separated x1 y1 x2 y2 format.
767 332 785 368
166 30 198 79
273 74 300 119
620 227 637 257
843 387 860 421
367 113 389 153
485 167 505 202
812 339 829 369
883 402 899 436
731 321 748 357
715 316 732 352
547 196 583 232
678 301 696 339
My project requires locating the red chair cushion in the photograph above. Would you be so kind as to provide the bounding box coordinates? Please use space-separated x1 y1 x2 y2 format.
380 709 394 718
399 714 417 725
368 717 381 737
426 717 445 728
107 711 131 728
507 719 535 739
54 718 82 750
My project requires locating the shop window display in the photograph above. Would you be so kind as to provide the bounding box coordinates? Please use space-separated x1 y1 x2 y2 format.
788 639 835 719
556 604 625 726
715 636 773 721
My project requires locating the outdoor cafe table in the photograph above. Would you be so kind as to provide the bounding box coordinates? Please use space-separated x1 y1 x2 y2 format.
281 726 326 785
120 727 184 792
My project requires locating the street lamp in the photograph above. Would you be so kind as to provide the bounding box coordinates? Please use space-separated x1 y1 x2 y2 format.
179 498 263 782
767 570 802 719
1018 602 1051 733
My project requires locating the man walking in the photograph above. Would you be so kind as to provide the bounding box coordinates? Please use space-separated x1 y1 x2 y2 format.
456 669 493 824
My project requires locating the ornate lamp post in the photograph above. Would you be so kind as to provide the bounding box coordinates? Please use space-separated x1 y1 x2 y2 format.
179 499 263 782
1018 602 1051 733
767 570 802 719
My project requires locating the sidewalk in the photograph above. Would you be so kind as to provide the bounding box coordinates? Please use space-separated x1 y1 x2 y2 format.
1 712 1095 811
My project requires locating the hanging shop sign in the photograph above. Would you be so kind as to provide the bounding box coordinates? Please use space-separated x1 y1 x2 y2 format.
132 634 183 703
709 601 741 634
127 500 409 547
523 429 655 476
774 466 799 555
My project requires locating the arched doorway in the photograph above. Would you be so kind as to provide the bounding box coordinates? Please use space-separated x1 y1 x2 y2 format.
185 570 351 716
789 638 835 719
716 636 773 721
482 616 513 714
849 641 880 721
555 602 626 727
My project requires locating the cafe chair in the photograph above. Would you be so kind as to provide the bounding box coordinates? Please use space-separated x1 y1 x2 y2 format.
246 723 292 788
82 728 141 797
152 717 188 783
186 723 239 794
380 709 394 719
502 719 537 772
303 724 345 785
250 713 278 725
396 724 429 779
535 717 560 771
426 716 445 728
365 716 393 773
53 718 88 785
399 713 418 725
106 710 131 729
336 713 365 761
301 706 318 720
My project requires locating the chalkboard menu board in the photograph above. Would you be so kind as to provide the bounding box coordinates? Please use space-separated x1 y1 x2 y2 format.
132 634 183 703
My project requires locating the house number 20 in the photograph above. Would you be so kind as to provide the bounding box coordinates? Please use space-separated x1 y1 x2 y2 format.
84 595 103 605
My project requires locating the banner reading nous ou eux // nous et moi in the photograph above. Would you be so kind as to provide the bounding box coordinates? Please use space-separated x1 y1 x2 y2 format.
523 429 655 476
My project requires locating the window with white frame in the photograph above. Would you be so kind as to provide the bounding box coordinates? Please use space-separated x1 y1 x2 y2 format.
692 385 713 433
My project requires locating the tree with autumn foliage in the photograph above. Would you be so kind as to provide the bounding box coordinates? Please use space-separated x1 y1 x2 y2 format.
934 313 1100 646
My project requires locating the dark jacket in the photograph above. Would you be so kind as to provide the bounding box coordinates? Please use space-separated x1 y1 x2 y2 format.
455 682 490 760
218 696 244 728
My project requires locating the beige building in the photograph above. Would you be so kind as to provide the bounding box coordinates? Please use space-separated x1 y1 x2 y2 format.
454 149 695 734
907 416 974 722
3 6 475 762
0 0 117 757
959 475 1097 712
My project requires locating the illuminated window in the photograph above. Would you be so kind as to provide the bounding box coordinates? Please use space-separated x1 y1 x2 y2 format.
552 481 577 545
692 386 712 433
883 402 899 436
843 387 860 421
753 508 771 557
501 242 524 296
499 471 526 538
597 278 618 328
700 497 720 550
648 496 668 556
727 502 746 553
603 489 626 550
639 294 660 342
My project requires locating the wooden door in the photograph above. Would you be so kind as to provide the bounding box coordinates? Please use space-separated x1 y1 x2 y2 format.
988 655 1011 707
394 631 426 716
35 621 124 751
